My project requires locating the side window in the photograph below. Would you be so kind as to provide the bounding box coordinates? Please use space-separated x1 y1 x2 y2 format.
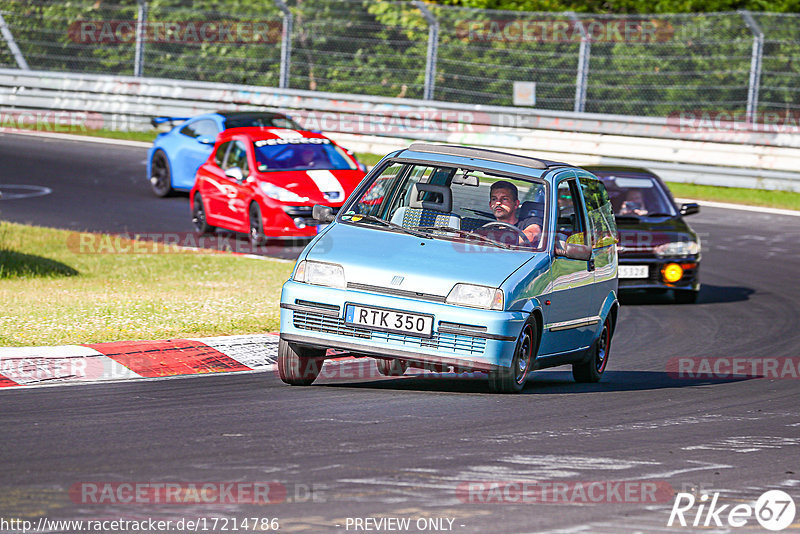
193 120 219 140
556 179 586 246
180 121 199 138
580 177 617 249
226 141 249 175
214 142 231 167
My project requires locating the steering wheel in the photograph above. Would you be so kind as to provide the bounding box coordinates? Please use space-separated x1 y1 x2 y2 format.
478 221 532 246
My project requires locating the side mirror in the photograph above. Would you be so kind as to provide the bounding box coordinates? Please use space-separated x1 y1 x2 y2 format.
312 204 335 223
197 137 215 145
680 203 700 216
555 241 592 261
224 167 244 182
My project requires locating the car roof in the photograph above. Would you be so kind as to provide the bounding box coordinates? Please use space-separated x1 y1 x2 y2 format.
215 110 289 119
218 127 329 142
583 165 656 175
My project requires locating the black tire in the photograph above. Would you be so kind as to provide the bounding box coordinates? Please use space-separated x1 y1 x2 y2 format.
192 194 215 235
149 150 174 197
674 289 699 304
488 320 537 393
573 316 612 383
249 203 267 246
376 358 408 377
277 338 326 386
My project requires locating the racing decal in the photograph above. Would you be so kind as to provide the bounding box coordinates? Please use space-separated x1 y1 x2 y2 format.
84 339 251 377
306 169 345 201
254 137 330 147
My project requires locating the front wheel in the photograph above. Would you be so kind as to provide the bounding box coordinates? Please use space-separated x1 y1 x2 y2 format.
573 316 612 383
277 338 326 386
489 321 536 393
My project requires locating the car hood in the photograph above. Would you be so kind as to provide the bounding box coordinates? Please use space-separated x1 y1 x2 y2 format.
615 216 698 255
306 223 540 296
255 169 366 204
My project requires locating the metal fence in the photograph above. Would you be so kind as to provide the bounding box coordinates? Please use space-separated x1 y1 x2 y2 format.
1 1 798 119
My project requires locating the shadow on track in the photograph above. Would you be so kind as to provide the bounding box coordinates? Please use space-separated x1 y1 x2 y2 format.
314 368 752 395
620 284 754 306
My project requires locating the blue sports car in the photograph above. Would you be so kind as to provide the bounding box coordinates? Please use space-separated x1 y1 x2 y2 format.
146 111 303 197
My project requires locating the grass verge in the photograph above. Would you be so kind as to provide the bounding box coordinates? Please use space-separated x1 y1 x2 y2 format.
0 222 292 347
666 181 800 211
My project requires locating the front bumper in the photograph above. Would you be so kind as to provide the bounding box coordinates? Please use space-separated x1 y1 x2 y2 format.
279 280 526 371
617 257 700 291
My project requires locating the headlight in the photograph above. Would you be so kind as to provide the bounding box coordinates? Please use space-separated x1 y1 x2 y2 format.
293 260 346 289
259 182 308 202
654 240 700 258
446 284 504 310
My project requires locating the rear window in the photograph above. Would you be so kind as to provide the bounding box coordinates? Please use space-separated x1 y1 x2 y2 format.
225 114 301 130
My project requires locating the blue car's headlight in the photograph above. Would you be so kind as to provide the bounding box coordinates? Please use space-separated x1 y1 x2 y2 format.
654 240 700 258
446 284 504 311
294 260 346 289
259 182 308 203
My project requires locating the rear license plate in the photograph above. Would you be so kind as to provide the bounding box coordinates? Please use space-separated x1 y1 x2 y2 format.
345 304 433 338
618 265 649 279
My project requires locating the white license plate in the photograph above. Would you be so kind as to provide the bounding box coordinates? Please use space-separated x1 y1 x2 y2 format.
619 265 649 279
345 304 433 337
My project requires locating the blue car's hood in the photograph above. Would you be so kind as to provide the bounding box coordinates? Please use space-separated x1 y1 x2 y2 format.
306 223 540 296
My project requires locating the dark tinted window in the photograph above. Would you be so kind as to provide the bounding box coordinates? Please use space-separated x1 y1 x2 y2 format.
180 119 218 139
224 114 302 130
253 139 354 172
597 173 676 217
214 142 231 167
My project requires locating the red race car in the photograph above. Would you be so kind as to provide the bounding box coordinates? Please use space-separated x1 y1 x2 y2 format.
190 127 367 243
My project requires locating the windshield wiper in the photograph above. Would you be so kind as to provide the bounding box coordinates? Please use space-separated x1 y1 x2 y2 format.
348 214 430 239
412 225 513 250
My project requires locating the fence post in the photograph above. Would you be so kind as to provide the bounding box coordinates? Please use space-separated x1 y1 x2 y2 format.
740 10 763 124
274 0 292 89
134 0 147 77
413 1 438 101
0 12 29 70
568 12 590 113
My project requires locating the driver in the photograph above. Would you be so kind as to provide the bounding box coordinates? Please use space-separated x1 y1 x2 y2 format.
489 181 542 246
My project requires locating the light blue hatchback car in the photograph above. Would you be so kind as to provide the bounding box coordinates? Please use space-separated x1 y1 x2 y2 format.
278 144 619 392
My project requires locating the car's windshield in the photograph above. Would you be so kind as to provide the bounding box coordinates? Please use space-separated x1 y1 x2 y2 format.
340 161 548 251
253 139 356 172
598 174 676 217
226 114 302 130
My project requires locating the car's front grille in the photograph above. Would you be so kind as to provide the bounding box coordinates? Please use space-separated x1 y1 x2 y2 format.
292 310 486 356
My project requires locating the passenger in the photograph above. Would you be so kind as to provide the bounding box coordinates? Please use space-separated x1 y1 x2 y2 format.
489 181 542 246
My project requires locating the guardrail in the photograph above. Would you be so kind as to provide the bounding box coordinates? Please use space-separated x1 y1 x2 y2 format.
1 68 800 192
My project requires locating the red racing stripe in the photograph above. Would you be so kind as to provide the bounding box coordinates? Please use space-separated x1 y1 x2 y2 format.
0 374 20 387
83 339 251 378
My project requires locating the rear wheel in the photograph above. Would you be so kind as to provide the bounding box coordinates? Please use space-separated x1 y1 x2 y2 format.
573 316 612 383
149 150 173 197
376 358 408 377
489 321 536 393
277 338 325 386
249 203 267 246
192 194 215 234
674 289 699 304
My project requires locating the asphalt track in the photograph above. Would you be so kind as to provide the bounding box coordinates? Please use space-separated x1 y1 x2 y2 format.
2 132 800 533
